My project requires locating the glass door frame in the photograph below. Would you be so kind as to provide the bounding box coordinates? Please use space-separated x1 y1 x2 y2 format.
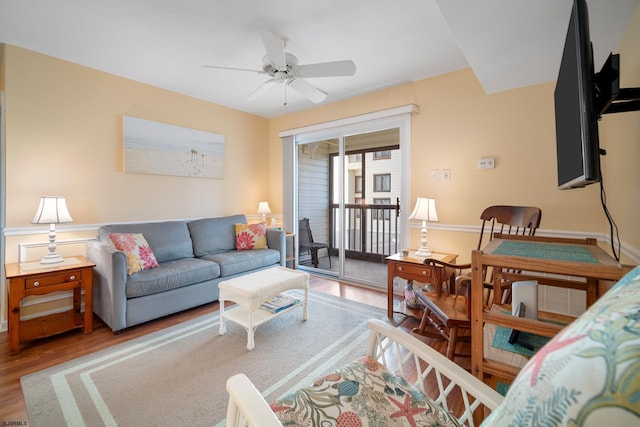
280 105 416 285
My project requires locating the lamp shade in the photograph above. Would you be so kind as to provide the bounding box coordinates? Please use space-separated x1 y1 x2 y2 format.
32 196 73 224
257 201 272 215
408 197 438 222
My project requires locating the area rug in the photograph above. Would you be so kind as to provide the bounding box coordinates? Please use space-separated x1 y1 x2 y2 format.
21 289 387 427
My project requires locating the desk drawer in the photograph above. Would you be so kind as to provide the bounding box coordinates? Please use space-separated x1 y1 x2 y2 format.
394 263 434 280
26 270 82 289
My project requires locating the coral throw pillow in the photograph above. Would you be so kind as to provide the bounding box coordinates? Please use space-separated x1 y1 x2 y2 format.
235 222 268 250
108 233 160 275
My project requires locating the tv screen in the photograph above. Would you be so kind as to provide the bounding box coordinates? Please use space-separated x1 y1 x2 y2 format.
554 0 601 189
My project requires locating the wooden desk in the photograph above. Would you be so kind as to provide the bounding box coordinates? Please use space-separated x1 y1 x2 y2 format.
470 234 627 381
386 251 458 319
6 256 96 354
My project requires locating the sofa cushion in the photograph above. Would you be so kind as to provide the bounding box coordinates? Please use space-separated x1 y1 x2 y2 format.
100 220 194 263
481 265 640 426
108 233 159 276
125 258 221 298
200 248 280 277
188 214 247 257
234 222 267 250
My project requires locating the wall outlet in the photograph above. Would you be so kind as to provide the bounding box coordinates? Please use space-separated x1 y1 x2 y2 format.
441 169 451 182
478 158 495 169
431 169 439 181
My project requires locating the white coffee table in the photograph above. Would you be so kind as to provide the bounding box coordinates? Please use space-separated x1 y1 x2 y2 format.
218 266 309 350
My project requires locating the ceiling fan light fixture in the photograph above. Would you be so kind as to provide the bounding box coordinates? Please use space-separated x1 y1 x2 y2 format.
204 31 355 105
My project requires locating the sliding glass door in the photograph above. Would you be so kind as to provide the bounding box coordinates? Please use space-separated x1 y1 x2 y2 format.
295 121 409 289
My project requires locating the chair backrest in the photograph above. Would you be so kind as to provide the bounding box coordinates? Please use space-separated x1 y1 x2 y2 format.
477 205 542 250
298 218 314 249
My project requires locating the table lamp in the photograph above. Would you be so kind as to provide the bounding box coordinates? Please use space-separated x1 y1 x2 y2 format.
32 196 73 264
257 201 271 223
408 197 438 257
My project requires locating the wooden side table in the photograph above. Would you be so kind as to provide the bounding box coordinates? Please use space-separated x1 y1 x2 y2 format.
5 255 96 354
386 251 458 319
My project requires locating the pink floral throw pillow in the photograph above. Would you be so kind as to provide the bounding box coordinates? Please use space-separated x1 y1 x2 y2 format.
235 222 268 251
108 233 160 275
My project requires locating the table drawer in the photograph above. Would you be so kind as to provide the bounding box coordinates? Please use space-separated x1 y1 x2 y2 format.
394 263 434 280
26 270 82 289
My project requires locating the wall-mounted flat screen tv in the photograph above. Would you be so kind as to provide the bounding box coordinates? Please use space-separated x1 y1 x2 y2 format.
554 0 601 190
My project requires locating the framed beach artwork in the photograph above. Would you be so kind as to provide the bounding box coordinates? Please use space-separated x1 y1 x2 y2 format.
123 116 225 179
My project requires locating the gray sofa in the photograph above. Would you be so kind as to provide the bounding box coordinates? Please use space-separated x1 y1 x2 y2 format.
86 214 285 332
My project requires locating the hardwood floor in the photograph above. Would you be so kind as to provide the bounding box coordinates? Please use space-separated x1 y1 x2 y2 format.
0 275 449 425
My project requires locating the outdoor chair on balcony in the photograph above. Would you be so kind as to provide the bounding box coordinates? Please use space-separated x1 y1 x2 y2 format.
298 217 331 269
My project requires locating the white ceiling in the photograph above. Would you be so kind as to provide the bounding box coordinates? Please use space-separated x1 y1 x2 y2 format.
0 0 637 118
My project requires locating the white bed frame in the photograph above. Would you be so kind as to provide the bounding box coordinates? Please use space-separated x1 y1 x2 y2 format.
226 319 504 427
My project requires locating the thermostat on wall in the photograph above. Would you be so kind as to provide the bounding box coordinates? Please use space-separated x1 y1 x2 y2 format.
478 158 495 169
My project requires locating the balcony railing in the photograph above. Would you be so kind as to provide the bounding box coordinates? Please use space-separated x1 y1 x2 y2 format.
330 199 401 262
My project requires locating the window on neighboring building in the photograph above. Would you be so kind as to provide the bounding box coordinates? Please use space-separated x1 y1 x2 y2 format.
355 176 362 193
374 174 391 192
372 198 391 220
374 150 391 159
353 197 362 218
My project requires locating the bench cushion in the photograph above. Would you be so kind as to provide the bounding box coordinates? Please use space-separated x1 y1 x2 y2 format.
126 258 220 298
200 249 280 277
270 356 461 426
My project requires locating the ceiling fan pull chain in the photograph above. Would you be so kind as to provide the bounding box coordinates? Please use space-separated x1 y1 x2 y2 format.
283 81 288 106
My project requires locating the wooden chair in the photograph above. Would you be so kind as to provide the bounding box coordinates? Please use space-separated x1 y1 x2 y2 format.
298 217 331 268
475 205 542 304
412 205 542 360
413 259 472 360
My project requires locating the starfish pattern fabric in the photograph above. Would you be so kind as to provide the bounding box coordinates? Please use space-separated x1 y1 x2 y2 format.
270 356 461 426
388 394 427 427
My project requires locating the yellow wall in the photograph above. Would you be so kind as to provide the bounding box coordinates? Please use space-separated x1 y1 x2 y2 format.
3 44 270 231
269 6 640 264
597 5 640 255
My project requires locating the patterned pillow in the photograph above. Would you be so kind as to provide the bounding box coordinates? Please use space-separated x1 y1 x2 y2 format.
235 222 268 250
481 266 640 426
108 233 160 275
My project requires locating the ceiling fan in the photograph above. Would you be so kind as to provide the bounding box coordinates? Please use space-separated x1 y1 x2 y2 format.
203 31 356 104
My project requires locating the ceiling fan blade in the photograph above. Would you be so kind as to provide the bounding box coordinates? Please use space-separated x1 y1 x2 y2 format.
297 60 356 78
247 79 277 100
202 65 263 74
261 31 287 71
289 78 327 103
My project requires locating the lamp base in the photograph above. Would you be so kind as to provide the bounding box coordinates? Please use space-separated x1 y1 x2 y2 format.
413 247 434 257
40 253 64 264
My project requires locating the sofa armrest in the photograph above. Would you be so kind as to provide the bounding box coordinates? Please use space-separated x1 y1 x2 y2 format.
266 228 286 267
86 240 129 332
